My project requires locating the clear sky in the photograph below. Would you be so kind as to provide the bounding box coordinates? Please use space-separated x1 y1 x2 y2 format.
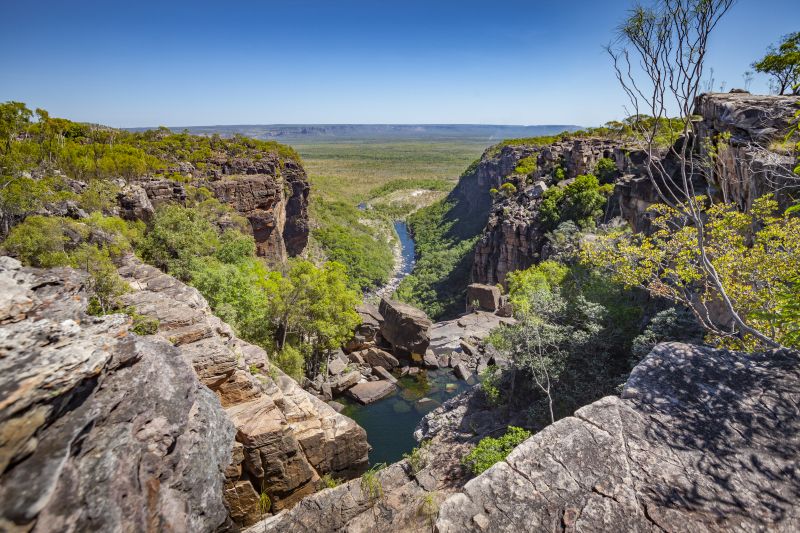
1 0 797 127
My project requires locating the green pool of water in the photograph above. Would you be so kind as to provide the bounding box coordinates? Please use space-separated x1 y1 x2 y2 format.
340 368 473 465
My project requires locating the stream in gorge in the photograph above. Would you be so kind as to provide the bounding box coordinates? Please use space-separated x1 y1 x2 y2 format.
344 217 469 465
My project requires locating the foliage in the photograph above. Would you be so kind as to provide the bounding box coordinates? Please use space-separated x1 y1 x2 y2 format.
479 365 504 406
402 441 430 475
631 307 704 363
320 473 342 489
418 491 440 530
539 174 614 231
514 156 538 175
130 313 160 335
360 463 386 500
584 195 800 349
462 426 532 475
312 199 393 291
594 157 618 183
271 346 305 382
139 205 220 281
752 31 800 95
499 182 517 197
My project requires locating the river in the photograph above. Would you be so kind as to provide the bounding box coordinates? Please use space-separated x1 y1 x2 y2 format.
347 217 467 464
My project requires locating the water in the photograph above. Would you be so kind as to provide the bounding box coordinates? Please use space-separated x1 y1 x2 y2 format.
340 368 472 465
368 220 416 300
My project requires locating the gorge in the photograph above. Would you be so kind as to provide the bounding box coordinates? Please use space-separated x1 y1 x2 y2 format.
2 0 800 527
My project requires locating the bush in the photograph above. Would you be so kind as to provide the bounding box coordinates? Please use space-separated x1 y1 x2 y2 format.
479 365 504 406
594 157 618 183
539 174 614 231
138 205 220 280
462 426 532 475
514 156 538 175
272 345 305 381
499 182 517 197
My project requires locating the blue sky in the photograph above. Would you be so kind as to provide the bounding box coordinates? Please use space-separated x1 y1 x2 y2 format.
1 0 797 127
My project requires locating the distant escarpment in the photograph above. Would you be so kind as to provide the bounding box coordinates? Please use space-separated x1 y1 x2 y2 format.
0 255 369 531
470 92 799 286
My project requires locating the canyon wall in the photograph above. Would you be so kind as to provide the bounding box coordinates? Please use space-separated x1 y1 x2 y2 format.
468 92 799 287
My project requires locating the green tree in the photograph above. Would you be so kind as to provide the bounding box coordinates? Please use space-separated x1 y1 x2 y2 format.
584 195 800 350
753 32 800 95
0 101 31 153
539 174 613 231
139 205 221 280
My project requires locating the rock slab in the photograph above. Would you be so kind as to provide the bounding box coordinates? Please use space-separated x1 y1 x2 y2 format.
435 342 800 532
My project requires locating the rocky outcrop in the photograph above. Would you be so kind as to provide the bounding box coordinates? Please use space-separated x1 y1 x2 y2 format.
471 137 649 286
116 256 370 523
0 257 235 532
435 342 800 532
694 92 799 211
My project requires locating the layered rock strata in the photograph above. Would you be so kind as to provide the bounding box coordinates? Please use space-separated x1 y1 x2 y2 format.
115 256 370 525
436 342 800 532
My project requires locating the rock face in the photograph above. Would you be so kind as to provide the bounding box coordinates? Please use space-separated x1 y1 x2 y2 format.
378 298 432 356
114 153 310 262
469 92 799 287
116 256 370 522
435 342 800 532
206 156 310 260
0 257 235 532
466 283 501 312
694 92 800 211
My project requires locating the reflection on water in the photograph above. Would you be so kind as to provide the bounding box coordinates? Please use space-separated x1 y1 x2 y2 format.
340 368 471 465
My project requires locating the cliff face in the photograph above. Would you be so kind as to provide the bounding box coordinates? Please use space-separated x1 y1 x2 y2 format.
119 151 310 262
0 257 235 532
116 256 369 525
469 92 799 287
694 92 799 211
471 138 651 286
0 255 369 531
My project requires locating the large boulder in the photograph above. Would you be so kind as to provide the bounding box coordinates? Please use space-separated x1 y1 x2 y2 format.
346 381 398 405
354 346 400 370
0 258 234 532
378 298 432 356
435 342 800 532
345 303 383 352
466 283 501 312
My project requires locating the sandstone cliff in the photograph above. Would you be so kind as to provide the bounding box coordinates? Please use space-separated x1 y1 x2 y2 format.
116 256 369 526
118 150 310 262
0 255 370 531
243 342 800 532
435 342 800 532
469 92 799 286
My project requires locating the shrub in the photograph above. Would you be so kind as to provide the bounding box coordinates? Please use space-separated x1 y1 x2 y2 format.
594 157 618 183
539 174 613 231
360 463 386 500
320 473 342 489
479 365 504 406
462 426 532 475
130 313 160 335
403 441 430 475
138 205 220 280
499 182 517 197
271 345 305 382
514 156 538 175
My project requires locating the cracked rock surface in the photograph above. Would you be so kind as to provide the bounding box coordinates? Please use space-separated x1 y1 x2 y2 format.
435 342 800 532
0 257 234 532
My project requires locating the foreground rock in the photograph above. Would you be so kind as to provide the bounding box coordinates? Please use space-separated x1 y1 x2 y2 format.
436 342 800 532
0 258 235 532
378 298 432 356
118 256 370 523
